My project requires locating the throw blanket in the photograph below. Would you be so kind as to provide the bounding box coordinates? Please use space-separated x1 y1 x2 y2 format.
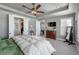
12 35 56 55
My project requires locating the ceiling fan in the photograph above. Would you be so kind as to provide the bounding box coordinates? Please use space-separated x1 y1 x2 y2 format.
22 3 44 16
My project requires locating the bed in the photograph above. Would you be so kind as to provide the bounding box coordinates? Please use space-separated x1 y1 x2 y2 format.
12 35 56 55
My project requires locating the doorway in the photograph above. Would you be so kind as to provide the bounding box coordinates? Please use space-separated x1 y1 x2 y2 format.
14 17 24 36
20 19 24 35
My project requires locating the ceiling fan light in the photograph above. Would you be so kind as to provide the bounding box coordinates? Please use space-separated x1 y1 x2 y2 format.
32 11 37 14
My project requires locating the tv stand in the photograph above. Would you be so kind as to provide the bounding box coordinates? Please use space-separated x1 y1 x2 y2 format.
46 30 56 39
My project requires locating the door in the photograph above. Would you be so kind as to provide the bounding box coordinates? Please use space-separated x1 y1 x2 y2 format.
9 14 14 38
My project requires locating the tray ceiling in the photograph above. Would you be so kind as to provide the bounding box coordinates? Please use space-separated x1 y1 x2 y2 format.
0 3 68 16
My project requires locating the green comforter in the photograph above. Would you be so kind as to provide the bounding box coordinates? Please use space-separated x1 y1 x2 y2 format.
0 38 23 55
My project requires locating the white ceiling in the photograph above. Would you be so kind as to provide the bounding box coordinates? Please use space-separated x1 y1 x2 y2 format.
38 3 79 19
0 3 68 16
1 3 79 19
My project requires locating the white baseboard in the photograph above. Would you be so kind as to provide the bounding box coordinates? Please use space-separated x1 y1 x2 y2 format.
56 37 65 41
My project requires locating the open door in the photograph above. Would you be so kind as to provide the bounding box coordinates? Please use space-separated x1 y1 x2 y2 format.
9 14 14 38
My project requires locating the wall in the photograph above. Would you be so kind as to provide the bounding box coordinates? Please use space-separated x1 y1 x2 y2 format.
36 20 41 36
40 14 74 40
29 19 36 35
0 9 35 38
75 12 79 41
45 17 60 39
77 13 79 39
75 11 79 51
0 3 77 39
0 11 8 38
39 17 60 39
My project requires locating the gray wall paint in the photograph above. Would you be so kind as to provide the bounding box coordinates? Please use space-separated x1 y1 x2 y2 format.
0 3 78 40
75 11 79 51
40 14 75 40
29 19 36 35
0 9 35 38
75 12 79 40
0 10 75 40
45 17 60 39
0 11 8 38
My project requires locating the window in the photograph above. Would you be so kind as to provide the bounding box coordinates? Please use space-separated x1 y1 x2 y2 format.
60 17 73 36
66 18 72 26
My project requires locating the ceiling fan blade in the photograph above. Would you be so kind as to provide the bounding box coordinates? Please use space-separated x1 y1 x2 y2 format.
26 11 31 13
37 11 44 13
32 3 35 10
36 4 41 10
22 5 32 10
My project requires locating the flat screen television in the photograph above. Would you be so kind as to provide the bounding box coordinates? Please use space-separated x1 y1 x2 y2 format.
48 22 56 27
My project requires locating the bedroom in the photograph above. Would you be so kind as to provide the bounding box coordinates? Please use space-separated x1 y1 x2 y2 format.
0 3 79 55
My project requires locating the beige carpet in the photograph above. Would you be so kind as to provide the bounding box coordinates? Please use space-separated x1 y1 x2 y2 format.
46 38 79 55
